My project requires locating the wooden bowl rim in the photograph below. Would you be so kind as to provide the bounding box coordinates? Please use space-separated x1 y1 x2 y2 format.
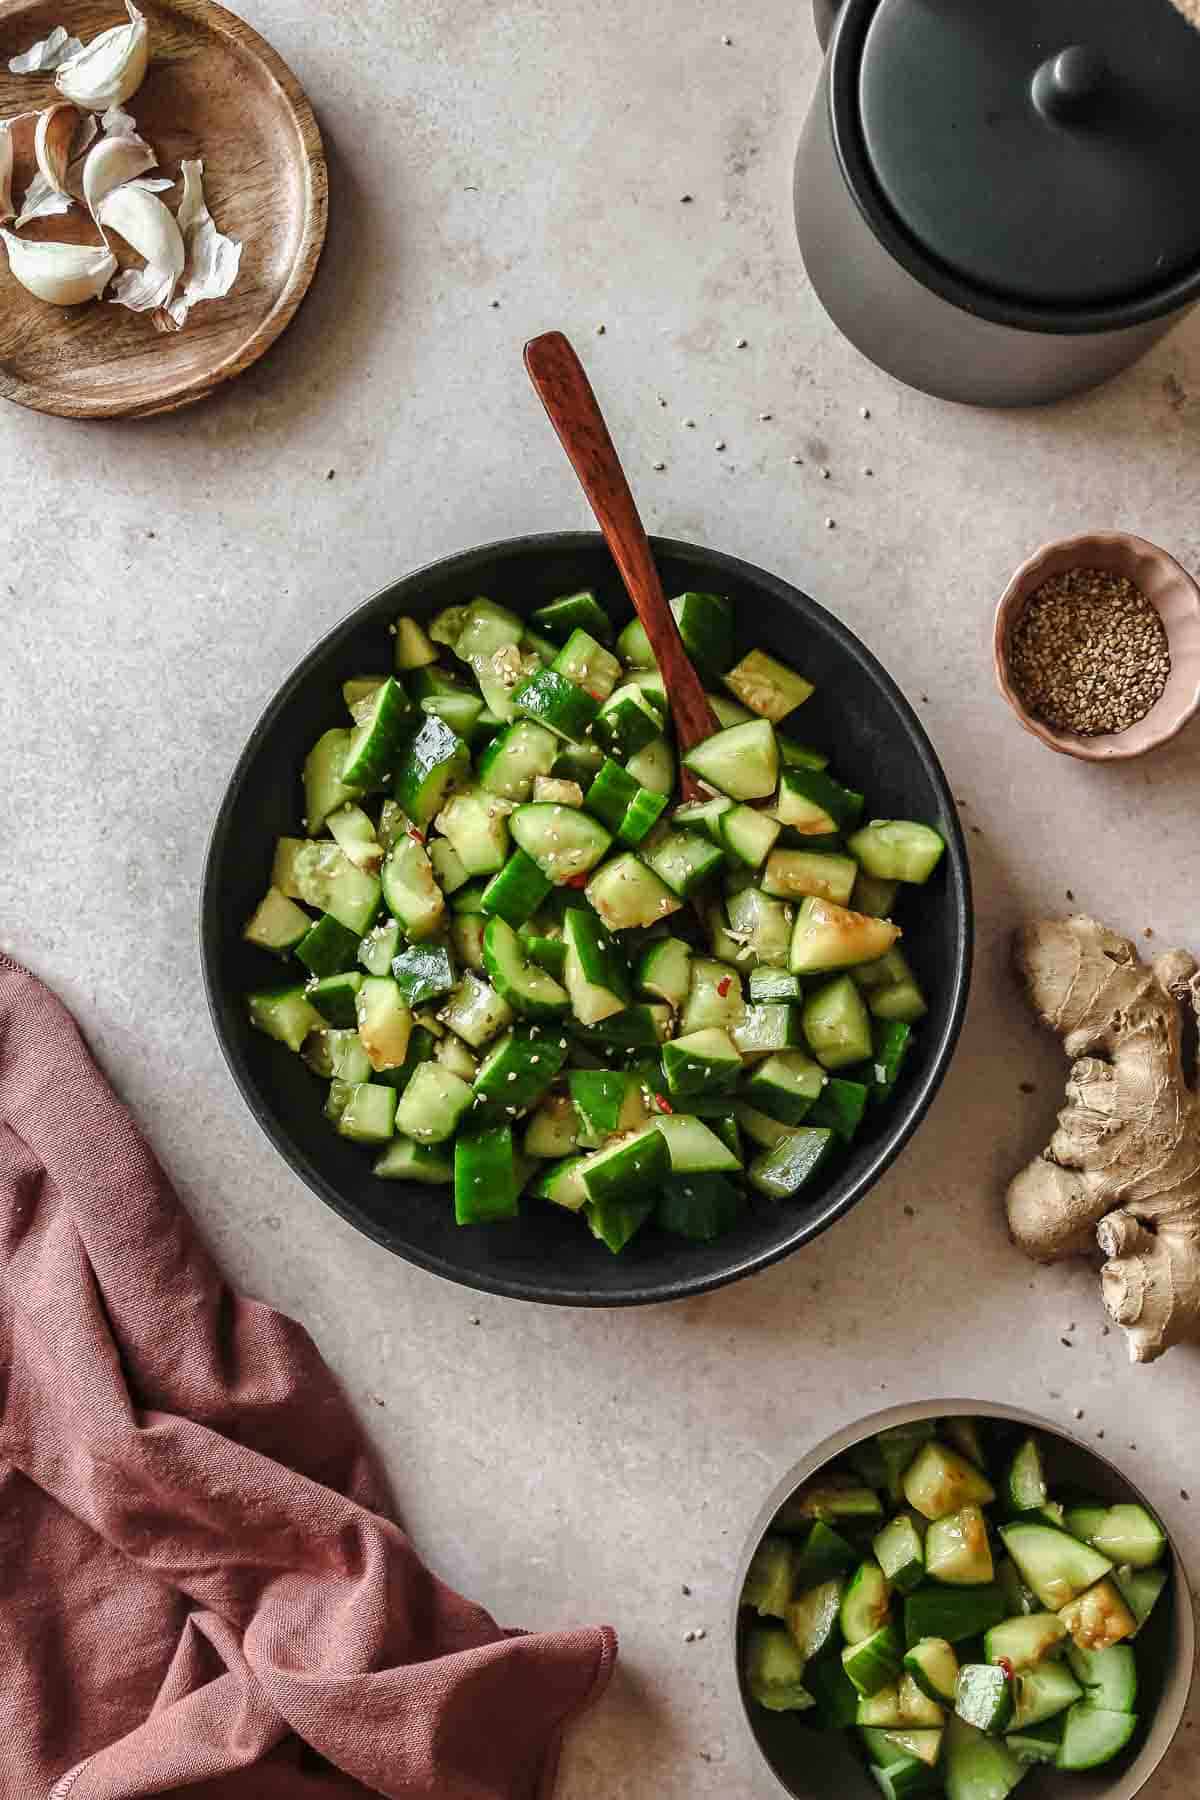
0 0 327 418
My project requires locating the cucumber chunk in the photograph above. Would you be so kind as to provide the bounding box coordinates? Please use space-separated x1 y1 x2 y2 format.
306 971 364 1029
454 1123 520 1224
780 1483 885 1527
1005 1437 1047 1516
904 1638 959 1706
531 589 613 645
723 647 813 721
373 1136 452 1181
926 1506 994 1586
743 1533 794 1617
1112 1562 1168 1635
381 836 445 942
562 906 630 1024
905 1443 997 1521
1006 1716 1065 1765
764 847 858 905
393 716 470 825
683 718 779 801
480 848 554 929
511 802 613 884
789 1519 859 1585
295 913 362 979
997 1558 1040 1620
592 682 664 758
332 1082 397 1144
847 820 946 884
1010 1662 1083 1731
1055 1703 1137 1771
1071 1503 1167 1570
904 1587 1008 1648
636 935 692 1008
747 1127 833 1198
743 1050 826 1124
303 728 360 832
842 1560 892 1646
662 1028 742 1100
434 785 511 876
642 827 725 898
790 896 902 974
998 1522 1112 1612
881 1728 944 1770
394 1063 473 1143
244 886 312 952
874 1515 926 1594
786 1577 844 1663
389 942 455 1007
807 1076 870 1143
473 1026 566 1114
551 627 622 700
1058 1577 1136 1651
625 734 674 794
586 852 682 931
858 1684 907 1728
341 676 413 788
1066 1642 1137 1712
652 1112 741 1174
293 842 382 936
440 971 512 1049
478 719 560 802
718 802 781 869
656 1172 741 1240
955 1663 1014 1735
775 765 864 835
744 1626 815 1714
482 917 570 1018
943 1715 1026 1800
983 1613 1067 1671
248 986 324 1054
843 1625 904 1697
670 590 734 676
803 974 874 1070
393 614 438 669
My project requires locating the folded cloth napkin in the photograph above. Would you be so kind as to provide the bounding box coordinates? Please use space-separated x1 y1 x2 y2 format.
0 954 616 1800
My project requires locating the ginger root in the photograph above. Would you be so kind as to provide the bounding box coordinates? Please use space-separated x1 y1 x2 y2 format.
1006 915 1200 1364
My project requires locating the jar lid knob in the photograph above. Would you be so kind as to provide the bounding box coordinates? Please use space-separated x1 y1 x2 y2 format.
1032 44 1109 121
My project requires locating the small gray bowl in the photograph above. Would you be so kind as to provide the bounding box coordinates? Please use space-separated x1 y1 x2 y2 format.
730 1400 1194 1800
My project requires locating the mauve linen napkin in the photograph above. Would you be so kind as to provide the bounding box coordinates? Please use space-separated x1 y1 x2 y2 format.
0 953 616 1800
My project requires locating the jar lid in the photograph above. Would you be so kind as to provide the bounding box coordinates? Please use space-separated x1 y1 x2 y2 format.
856 0 1200 309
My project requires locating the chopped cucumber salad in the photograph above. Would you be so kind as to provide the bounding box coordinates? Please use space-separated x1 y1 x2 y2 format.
243 587 946 1247
741 1418 1171 1798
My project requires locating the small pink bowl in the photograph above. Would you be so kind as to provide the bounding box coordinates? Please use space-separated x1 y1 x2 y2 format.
993 531 1200 761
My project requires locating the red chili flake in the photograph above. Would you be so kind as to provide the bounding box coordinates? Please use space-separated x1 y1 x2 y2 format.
564 871 590 889
588 689 604 701
997 1658 1015 1681
654 1093 673 1113
407 827 425 844
716 976 732 997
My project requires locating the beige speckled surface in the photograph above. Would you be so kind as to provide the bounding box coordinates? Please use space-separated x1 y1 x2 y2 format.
1 3 1198 1792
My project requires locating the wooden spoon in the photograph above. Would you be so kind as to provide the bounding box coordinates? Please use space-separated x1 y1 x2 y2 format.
524 330 718 801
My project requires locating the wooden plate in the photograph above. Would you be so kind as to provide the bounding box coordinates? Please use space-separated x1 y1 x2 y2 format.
0 0 326 416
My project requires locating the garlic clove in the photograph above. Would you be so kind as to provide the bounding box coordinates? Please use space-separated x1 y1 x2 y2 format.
0 228 115 304
56 3 149 112
164 158 242 328
81 125 156 217
34 101 82 195
9 26 85 74
16 112 97 225
98 180 184 313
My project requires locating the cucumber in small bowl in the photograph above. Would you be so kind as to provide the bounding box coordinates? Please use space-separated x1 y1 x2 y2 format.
736 1404 1189 1800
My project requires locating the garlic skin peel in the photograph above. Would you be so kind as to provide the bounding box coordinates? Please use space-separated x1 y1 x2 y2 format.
34 102 82 195
98 181 184 312
165 158 242 327
9 27 84 74
0 228 116 304
56 3 149 112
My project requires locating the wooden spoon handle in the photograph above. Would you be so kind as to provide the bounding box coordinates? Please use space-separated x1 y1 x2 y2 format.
524 331 718 768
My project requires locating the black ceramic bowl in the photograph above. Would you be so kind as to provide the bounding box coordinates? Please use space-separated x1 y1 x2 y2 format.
201 533 972 1305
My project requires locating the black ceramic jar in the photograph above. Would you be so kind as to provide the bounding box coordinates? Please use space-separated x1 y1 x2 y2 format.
798 0 1200 406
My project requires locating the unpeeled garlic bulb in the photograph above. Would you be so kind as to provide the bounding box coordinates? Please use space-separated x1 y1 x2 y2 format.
56 2 148 112
98 180 183 311
0 228 115 304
